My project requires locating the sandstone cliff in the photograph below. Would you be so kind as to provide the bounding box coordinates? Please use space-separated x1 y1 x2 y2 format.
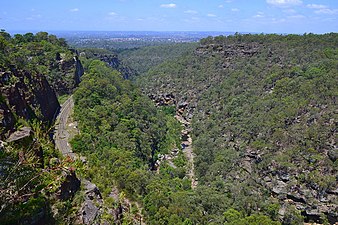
0 68 60 137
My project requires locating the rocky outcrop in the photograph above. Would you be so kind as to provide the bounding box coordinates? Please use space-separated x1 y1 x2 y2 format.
50 54 84 95
196 43 260 69
0 69 60 138
82 52 134 79
74 56 84 86
57 169 81 200
76 180 103 225
0 98 15 136
106 187 145 225
6 127 32 143
0 47 85 138
95 53 120 69
196 43 259 57
261 165 338 224
149 93 176 106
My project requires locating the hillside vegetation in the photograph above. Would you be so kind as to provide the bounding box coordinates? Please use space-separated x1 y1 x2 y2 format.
0 31 84 224
1 30 337 225
137 33 338 224
119 43 198 76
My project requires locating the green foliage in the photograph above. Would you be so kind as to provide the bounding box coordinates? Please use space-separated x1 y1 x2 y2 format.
224 209 281 225
265 204 280 221
0 30 78 95
119 43 197 76
283 206 304 225
137 33 338 223
0 122 75 224
224 208 242 222
71 60 197 223
2 30 336 224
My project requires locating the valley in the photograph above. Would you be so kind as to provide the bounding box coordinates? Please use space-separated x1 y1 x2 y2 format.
0 30 337 225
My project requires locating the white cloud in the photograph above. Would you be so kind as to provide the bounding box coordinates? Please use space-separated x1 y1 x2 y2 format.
266 0 302 7
271 18 286 23
253 12 264 18
160 3 176 8
218 5 224 8
287 14 305 19
109 12 117 16
184 10 198 14
225 0 233 3
305 4 338 14
283 9 297 14
231 8 239 12
70 8 79 12
254 14 264 18
306 4 327 9
26 14 42 20
183 16 200 23
207 13 217 17
314 8 338 15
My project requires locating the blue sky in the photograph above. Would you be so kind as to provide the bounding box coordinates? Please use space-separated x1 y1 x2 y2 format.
1 0 337 33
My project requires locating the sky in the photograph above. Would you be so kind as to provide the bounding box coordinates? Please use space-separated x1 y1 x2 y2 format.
1 0 337 34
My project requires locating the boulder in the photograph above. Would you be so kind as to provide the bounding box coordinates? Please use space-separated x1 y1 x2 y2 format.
328 149 338 162
81 200 99 225
181 130 189 141
6 127 32 143
58 170 81 200
77 180 103 225
272 181 288 195
287 193 306 204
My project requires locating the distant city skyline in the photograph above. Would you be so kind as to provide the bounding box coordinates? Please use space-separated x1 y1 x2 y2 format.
1 0 338 34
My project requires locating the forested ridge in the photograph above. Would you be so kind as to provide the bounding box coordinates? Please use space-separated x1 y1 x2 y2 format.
136 33 338 224
118 43 198 77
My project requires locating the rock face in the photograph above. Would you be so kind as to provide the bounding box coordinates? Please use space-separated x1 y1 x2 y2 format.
96 54 120 69
85 52 134 79
196 43 259 57
74 56 84 86
149 93 176 106
76 180 103 225
106 187 144 225
0 69 60 138
0 49 84 138
58 170 81 200
0 99 15 136
50 54 85 95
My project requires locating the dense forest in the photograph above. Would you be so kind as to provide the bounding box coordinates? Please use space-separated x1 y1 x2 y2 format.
136 33 338 224
0 30 337 225
71 33 338 224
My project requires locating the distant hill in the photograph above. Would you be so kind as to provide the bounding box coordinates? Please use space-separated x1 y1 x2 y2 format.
118 42 198 77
